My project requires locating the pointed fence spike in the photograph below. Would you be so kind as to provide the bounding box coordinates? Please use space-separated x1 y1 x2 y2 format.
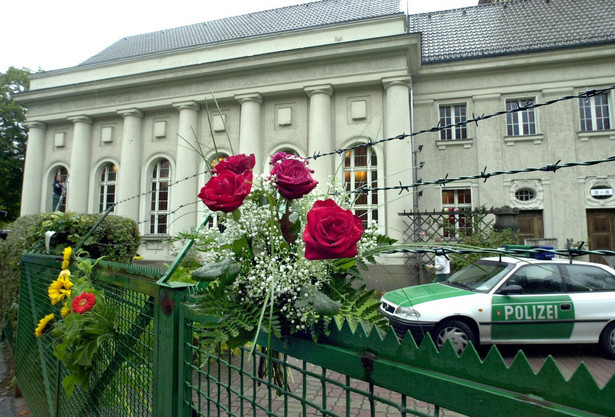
539 360 609 416
536 355 567 385
601 371 615 396
480 345 509 376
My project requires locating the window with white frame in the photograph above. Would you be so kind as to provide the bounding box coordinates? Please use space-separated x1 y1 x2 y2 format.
439 104 467 140
506 99 536 136
579 93 611 131
149 159 171 234
99 163 117 213
441 188 472 238
344 146 378 229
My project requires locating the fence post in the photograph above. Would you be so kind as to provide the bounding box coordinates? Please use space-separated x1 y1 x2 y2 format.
152 283 191 417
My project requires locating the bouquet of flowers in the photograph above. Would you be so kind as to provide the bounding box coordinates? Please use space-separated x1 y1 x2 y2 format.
186 152 392 348
35 247 115 397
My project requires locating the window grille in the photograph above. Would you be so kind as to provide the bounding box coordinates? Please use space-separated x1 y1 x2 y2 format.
439 104 467 140
506 99 536 136
579 93 611 131
344 146 378 228
150 159 171 234
441 188 472 237
515 188 535 202
99 163 117 212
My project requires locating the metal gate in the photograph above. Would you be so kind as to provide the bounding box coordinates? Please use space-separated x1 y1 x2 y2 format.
15 253 615 417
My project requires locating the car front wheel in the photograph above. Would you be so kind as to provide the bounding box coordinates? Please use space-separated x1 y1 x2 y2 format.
599 322 615 360
433 320 477 354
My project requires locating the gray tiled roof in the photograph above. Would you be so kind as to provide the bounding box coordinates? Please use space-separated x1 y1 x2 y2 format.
409 0 615 64
80 0 400 66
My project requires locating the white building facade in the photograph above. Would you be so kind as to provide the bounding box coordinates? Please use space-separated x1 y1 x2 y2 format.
18 0 615 277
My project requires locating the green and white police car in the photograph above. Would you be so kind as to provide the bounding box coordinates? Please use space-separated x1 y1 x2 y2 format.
379 256 615 358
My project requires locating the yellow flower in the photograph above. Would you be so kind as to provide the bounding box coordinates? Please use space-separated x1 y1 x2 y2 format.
61 306 70 318
62 247 72 269
35 314 54 337
48 272 73 305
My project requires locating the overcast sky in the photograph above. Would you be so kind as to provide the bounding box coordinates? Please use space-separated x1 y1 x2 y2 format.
2 0 477 73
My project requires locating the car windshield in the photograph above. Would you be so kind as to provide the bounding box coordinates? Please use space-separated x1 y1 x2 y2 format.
444 260 515 293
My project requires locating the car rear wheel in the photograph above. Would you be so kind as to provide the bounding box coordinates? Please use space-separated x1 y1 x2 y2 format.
433 320 477 354
599 322 615 359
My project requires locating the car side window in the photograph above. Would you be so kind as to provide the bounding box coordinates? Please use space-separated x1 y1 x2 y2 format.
562 265 615 292
504 264 563 294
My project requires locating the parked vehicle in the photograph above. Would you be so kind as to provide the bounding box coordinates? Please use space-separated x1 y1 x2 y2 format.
380 255 615 358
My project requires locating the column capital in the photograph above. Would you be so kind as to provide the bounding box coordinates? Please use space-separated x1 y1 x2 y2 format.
67 115 93 124
173 101 200 112
117 108 144 118
382 76 412 90
235 93 263 105
304 84 333 97
24 120 47 130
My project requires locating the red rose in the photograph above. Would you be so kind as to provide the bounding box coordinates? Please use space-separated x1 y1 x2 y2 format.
271 158 318 200
199 171 253 212
212 154 255 175
302 199 364 260
269 152 306 165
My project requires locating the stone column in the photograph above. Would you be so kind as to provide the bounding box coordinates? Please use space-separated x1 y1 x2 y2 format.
305 85 333 187
116 109 143 220
21 121 47 215
236 93 263 173
173 101 200 234
383 76 412 247
67 115 93 213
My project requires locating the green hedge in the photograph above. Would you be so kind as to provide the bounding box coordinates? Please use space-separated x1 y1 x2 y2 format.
0 212 141 348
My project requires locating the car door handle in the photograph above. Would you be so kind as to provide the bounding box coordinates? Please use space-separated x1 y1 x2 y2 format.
560 303 572 311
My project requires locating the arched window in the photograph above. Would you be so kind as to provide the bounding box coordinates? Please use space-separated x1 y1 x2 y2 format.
99 163 117 213
210 153 229 172
343 146 378 228
150 159 171 234
51 166 68 212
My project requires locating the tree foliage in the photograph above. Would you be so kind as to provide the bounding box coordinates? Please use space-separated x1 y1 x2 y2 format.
0 66 30 222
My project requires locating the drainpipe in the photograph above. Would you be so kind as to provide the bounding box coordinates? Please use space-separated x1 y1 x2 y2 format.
410 88 420 239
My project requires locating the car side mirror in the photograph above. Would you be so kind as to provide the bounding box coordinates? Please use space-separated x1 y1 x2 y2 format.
498 284 523 295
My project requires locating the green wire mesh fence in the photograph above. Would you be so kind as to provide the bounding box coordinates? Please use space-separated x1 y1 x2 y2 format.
16 254 159 417
15 253 615 417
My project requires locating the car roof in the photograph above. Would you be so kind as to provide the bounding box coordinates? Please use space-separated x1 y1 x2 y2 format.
480 256 614 270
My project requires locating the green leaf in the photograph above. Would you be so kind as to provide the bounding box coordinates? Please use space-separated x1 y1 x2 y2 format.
191 258 240 283
331 258 356 270
62 374 78 398
296 287 341 316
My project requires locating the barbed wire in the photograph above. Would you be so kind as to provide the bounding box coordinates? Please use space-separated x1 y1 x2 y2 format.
116 84 615 228
136 200 202 227
372 244 615 259
350 155 615 195
307 85 615 161
113 171 209 208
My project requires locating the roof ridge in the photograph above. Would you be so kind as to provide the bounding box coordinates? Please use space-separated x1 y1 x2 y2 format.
118 0 324 42
80 0 401 66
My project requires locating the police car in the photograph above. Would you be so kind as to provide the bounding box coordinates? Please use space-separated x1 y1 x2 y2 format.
379 256 615 358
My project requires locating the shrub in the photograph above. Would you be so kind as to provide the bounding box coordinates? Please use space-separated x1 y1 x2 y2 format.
451 228 519 271
0 212 141 348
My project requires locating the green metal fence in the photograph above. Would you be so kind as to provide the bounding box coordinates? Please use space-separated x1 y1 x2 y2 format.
16 253 615 417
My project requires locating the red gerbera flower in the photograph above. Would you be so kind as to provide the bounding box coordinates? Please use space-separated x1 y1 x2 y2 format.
72 292 96 314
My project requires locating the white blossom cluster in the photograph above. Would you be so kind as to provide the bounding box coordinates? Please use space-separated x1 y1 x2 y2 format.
234 250 328 330
193 173 387 332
